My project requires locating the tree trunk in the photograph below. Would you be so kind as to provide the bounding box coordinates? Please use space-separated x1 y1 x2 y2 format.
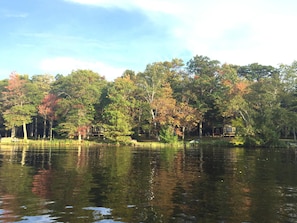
198 121 203 138
182 126 185 141
11 126 16 138
35 117 38 139
49 120 53 140
294 127 296 141
151 109 159 139
78 133 82 143
23 122 28 141
138 110 142 135
30 122 34 137
43 117 47 139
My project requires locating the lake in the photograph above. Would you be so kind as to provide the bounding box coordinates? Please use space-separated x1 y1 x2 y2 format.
0 145 297 222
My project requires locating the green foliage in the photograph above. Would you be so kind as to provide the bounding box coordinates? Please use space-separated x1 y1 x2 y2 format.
243 136 262 147
159 126 178 143
0 57 297 147
56 122 77 138
53 70 107 140
102 108 133 143
242 76 283 147
186 55 223 133
1 73 38 139
100 76 136 143
237 63 278 81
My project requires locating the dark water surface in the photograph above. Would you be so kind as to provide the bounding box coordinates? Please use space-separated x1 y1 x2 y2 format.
0 145 297 222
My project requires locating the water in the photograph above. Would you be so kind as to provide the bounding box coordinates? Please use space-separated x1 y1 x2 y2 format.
0 145 297 222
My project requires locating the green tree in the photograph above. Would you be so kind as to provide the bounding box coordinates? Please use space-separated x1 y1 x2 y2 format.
279 61 297 140
159 125 178 143
101 76 136 143
30 74 54 138
186 55 221 137
53 70 106 142
244 73 283 146
102 107 133 143
163 58 188 102
0 79 8 135
237 63 278 81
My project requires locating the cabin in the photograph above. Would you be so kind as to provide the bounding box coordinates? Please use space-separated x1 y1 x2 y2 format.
223 124 236 137
89 126 105 138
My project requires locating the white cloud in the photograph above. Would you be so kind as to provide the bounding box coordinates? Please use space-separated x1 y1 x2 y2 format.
40 57 125 81
64 0 297 66
167 0 297 66
64 0 181 14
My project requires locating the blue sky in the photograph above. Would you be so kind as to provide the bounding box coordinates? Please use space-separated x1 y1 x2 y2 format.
1 0 297 81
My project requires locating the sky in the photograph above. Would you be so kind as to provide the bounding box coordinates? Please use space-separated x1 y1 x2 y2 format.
1 0 297 81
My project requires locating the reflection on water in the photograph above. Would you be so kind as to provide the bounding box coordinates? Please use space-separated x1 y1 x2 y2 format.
0 145 297 222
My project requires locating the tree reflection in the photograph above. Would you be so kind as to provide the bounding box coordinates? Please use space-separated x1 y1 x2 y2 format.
0 146 296 222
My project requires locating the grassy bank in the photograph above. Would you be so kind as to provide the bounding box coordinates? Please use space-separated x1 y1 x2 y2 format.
0 137 233 148
0 138 103 147
3 136 294 148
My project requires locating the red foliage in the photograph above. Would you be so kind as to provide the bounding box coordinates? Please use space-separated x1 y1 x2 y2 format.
77 125 88 138
2 72 26 104
5 72 25 92
38 94 59 121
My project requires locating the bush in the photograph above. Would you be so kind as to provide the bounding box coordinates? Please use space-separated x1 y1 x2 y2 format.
243 136 261 147
159 126 178 143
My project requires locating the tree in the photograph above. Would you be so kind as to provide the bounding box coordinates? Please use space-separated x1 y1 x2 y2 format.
279 61 297 140
0 79 8 135
121 69 136 80
151 83 177 140
30 74 54 138
175 102 201 140
152 83 176 127
163 58 188 103
186 55 221 137
53 70 106 142
101 76 136 143
215 64 251 134
237 63 278 81
38 94 59 139
102 106 133 143
243 72 283 146
136 62 169 137
2 72 36 140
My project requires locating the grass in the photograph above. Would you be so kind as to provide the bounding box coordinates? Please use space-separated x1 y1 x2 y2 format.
1 136 295 150
7 136 290 148
0 138 102 147
133 141 185 148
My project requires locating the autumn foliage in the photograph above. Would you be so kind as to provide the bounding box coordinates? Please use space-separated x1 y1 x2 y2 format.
0 56 295 146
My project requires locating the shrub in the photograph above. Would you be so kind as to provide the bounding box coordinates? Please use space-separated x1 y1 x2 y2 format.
159 126 178 143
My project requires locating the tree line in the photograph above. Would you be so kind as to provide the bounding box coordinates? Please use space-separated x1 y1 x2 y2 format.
1 55 297 146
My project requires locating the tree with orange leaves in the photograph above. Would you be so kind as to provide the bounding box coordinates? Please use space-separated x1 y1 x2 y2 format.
175 102 201 140
38 93 59 139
